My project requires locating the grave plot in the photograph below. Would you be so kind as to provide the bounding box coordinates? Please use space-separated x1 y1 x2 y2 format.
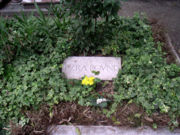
0 0 179 135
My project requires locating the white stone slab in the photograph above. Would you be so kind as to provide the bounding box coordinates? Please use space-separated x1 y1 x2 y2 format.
48 126 180 135
62 57 121 80
22 0 60 3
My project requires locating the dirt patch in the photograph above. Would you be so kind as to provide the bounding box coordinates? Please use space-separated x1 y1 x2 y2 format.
12 102 173 135
96 81 114 98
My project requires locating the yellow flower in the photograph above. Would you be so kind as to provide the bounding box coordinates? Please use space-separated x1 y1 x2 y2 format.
89 77 95 81
81 76 95 86
89 81 93 86
82 79 86 85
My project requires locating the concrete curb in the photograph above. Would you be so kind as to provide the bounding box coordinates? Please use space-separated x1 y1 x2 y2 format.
165 33 180 65
48 125 180 135
0 8 48 16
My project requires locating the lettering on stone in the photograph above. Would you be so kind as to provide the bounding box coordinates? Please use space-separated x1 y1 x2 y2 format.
62 57 121 80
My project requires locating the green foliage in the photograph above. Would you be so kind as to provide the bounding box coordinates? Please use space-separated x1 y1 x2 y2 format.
66 77 101 106
153 123 158 129
92 70 100 75
64 0 121 20
114 44 180 116
63 0 121 54
113 15 180 127
66 79 94 106
0 6 72 126
0 3 179 131
0 17 16 68
0 44 70 125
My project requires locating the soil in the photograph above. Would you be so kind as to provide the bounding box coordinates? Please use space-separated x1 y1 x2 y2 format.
16 103 171 135
149 18 176 64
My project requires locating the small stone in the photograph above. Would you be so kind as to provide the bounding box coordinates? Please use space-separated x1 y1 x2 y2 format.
62 57 121 80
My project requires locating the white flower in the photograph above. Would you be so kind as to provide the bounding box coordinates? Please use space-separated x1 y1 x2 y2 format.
96 98 107 104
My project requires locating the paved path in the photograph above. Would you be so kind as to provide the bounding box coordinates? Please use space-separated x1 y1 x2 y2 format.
48 126 180 135
119 0 180 56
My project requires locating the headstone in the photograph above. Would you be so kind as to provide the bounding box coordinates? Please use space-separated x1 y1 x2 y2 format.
62 57 121 80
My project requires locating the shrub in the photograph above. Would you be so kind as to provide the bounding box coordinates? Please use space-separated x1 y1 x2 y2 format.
63 0 121 54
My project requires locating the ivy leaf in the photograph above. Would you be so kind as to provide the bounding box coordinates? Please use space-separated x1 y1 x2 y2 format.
92 70 100 75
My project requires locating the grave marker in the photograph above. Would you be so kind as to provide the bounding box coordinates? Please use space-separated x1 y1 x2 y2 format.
62 57 121 80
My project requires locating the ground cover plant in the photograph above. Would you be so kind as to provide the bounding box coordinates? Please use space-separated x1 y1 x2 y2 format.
0 0 180 134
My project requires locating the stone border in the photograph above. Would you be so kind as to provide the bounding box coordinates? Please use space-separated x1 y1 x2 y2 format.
48 125 180 135
0 2 54 17
0 8 48 16
22 0 59 4
165 33 180 65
